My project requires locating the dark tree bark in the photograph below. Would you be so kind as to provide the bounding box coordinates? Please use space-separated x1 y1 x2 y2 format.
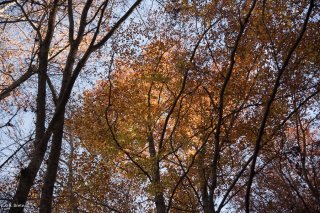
244 1 314 211
36 0 143 212
207 1 257 212
198 146 213 213
0 66 36 101
39 112 64 212
37 0 94 209
9 1 59 212
148 131 166 213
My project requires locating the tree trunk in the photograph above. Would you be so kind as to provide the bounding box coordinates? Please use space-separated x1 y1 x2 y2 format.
244 2 314 211
202 182 214 213
9 35 49 213
148 130 166 213
9 1 59 211
154 191 166 213
198 145 214 213
9 1 142 211
39 111 65 212
153 161 166 213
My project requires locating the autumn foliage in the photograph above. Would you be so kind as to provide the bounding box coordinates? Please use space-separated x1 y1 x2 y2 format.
0 0 319 212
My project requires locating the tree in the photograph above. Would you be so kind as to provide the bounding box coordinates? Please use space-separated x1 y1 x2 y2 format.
1 0 319 212
1 0 142 212
70 0 319 212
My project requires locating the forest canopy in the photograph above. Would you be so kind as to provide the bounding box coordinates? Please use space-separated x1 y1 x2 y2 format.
0 0 319 212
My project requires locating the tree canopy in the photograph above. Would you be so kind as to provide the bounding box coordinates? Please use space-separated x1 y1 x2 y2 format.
0 0 319 212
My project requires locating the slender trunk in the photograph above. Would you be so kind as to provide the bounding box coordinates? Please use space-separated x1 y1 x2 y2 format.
155 193 166 213
39 111 65 212
208 2 257 212
148 131 166 213
202 184 214 212
197 145 213 213
36 0 143 208
244 2 314 211
9 132 47 213
9 53 47 213
37 1 81 208
9 1 142 211
9 1 59 212
203 189 214 212
147 84 166 213
153 160 166 213
38 34 79 212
